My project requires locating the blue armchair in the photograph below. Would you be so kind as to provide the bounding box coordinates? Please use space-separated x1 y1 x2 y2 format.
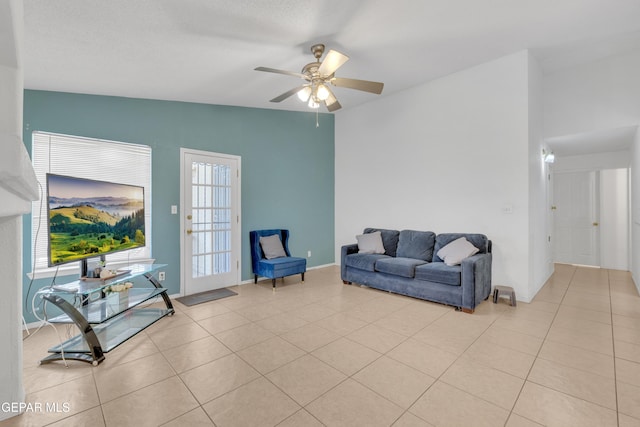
250 229 306 288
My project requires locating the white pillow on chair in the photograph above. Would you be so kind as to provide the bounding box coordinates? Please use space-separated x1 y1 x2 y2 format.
260 234 287 259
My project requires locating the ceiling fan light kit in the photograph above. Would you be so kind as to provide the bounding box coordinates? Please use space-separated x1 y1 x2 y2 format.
315 84 330 101
297 86 311 102
255 44 384 114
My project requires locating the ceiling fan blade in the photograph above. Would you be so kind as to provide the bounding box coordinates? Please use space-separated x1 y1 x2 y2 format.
330 77 384 94
324 86 342 112
318 50 349 76
269 85 308 103
325 99 342 112
255 67 309 80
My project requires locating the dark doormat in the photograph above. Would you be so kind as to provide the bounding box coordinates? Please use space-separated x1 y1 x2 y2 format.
175 288 237 307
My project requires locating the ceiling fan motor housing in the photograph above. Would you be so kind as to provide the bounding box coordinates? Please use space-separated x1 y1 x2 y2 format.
310 44 325 60
302 62 320 77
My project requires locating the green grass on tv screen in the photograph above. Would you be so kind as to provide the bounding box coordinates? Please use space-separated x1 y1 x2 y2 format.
49 204 145 265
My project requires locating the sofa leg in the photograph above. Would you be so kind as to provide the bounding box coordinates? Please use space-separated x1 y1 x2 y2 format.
461 308 474 314
342 280 352 285
301 272 305 282
254 275 258 284
272 278 276 288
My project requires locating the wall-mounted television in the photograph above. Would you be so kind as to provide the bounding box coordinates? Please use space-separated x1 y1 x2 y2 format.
46 174 146 273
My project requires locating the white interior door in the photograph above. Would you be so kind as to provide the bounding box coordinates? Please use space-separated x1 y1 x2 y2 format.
181 149 240 295
553 171 599 266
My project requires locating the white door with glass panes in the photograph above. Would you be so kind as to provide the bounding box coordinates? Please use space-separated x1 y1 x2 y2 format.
181 149 240 295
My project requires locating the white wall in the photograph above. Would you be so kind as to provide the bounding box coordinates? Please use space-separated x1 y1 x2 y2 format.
633 130 640 290
336 51 533 301
528 52 553 298
0 0 25 421
544 49 640 138
553 150 631 172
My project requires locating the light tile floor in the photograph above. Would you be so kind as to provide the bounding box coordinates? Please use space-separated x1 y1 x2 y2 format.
7 264 640 426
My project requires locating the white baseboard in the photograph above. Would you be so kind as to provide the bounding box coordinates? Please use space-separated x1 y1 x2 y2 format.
236 263 337 287
308 263 337 270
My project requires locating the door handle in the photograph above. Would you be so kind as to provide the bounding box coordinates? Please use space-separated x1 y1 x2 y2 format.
186 229 193 235
592 222 599 226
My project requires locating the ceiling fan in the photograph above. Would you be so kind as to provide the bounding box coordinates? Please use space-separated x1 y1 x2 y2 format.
255 44 384 112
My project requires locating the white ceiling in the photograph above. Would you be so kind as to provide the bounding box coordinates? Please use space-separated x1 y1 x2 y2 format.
22 0 640 114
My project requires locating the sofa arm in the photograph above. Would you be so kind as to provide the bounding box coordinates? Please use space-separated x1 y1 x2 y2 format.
461 253 492 310
340 243 359 281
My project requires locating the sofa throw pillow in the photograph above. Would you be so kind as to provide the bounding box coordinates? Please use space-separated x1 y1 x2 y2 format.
436 237 479 266
363 228 400 257
259 234 287 259
356 231 385 254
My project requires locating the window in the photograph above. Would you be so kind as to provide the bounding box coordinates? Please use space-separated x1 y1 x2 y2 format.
31 132 152 276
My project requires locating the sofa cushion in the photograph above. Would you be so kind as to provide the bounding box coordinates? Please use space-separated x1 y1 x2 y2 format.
436 237 479 266
259 256 306 276
345 253 390 272
433 233 488 263
375 257 428 278
363 228 400 257
356 231 385 254
415 262 462 286
396 230 436 261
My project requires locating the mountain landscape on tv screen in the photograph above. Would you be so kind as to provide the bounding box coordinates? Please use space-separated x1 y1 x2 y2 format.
48 196 145 265
49 196 143 218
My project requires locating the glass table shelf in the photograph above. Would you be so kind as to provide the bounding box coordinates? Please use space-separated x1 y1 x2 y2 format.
48 308 172 354
38 263 174 365
46 263 167 295
46 288 168 324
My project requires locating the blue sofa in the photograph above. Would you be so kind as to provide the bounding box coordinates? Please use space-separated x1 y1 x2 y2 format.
341 228 492 313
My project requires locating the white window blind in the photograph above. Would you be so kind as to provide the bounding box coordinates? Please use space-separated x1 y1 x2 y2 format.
31 132 152 276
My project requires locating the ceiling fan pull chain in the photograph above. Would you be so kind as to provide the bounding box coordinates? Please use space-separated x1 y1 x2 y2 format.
316 110 319 128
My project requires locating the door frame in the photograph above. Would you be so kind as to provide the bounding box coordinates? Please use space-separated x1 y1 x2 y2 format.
179 147 241 296
545 167 554 274
599 168 630 270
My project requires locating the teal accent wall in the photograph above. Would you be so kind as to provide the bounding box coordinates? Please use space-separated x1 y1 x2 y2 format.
22 90 335 323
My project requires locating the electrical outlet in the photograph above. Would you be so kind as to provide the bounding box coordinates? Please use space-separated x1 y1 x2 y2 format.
158 271 166 281
171 205 177 215
307 250 311 258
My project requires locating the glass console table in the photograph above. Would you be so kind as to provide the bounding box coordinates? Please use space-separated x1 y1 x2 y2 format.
36 264 174 366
